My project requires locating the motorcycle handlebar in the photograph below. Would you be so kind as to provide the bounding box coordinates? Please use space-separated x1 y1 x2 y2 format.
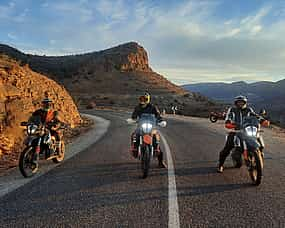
126 118 167 127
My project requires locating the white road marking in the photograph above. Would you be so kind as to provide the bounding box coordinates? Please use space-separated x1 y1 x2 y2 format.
160 133 181 228
0 114 110 198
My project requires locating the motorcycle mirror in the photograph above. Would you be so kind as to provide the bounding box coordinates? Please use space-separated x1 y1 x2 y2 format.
158 121 167 128
126 118 136 124
20 121 28 126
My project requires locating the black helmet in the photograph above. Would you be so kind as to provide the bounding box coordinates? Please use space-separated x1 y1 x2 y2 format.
234 95 247 109
42 98 52 104
42 97 52 111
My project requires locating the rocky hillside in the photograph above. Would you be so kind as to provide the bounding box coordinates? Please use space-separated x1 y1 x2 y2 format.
0 54 82 159
0 42 217 115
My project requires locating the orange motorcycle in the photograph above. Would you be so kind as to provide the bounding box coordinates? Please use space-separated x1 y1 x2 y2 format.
127 114 167 178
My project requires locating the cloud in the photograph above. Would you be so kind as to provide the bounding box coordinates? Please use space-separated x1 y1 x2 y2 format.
50 1 94 23
41 2 49 8
251 25 262 35
49 39 56 45
0 1 15 19
7 33 17 40
221 28 241 38
14 8 29 23
3 0 285 84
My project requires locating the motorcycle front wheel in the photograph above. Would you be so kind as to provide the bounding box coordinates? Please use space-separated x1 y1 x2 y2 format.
141 145 151 179
248 149 263 186
19 146 38 178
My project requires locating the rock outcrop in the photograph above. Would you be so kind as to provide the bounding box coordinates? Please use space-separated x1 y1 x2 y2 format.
0 54 82 157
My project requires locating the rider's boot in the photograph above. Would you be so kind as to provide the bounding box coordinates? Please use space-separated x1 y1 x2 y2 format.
130 133 138 158
217 162 224 173
32 152 39 171
54 141 61 156
157 151 167 168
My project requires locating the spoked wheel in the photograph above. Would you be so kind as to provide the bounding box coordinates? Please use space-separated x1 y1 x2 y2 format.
52 141 65 163
248 150 263 186
209 115 218 123
19 147 38 178
141 146 151 179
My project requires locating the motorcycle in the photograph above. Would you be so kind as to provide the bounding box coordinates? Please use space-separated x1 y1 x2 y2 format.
127 114 167 178
209 111 226 123
227 116 269 185
19 116 66 178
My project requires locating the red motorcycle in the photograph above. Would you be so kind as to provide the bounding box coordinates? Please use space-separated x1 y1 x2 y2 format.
209 111 226 123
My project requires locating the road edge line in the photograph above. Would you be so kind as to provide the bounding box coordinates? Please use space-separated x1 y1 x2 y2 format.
160 133 181 228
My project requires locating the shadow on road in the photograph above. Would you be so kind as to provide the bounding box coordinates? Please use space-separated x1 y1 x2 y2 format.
0 161 169 219
178 182 253 197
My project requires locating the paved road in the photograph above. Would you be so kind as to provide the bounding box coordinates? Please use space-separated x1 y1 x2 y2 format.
1 110 285 228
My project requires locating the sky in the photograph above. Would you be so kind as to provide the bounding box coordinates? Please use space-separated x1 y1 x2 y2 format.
1 0 285 85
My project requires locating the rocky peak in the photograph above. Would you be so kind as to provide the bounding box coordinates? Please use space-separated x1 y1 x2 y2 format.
86 41 152 73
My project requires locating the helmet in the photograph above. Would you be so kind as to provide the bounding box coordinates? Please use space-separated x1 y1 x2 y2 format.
234 95 247 109
42 97 52 111
259 108 267 116
139 92 151 106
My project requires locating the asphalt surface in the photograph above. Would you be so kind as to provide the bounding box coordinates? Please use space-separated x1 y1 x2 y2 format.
1 110 285 228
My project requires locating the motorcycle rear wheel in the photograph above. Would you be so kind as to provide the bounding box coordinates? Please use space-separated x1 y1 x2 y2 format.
19 146 38 178
248 150 263 186
209 115 218 123
141 146 151 179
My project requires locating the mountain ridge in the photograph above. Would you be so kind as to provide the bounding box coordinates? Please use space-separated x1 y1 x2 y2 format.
0 42 217 116
183 80 285 125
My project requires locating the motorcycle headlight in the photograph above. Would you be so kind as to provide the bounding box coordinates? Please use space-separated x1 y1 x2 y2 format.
141 123 153 133
245 126 258 137
27 125 38 135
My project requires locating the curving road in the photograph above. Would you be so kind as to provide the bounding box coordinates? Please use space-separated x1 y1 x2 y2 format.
0 109 285 228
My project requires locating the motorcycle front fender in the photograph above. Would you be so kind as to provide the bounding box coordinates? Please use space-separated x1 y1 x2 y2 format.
24 136 38 147
143 134 153 145
245 137 260 152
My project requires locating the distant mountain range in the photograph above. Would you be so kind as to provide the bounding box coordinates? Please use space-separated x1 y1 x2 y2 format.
183 80 285 125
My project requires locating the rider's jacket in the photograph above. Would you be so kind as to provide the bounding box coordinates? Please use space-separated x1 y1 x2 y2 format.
132 103 162 121
31 109 60 128
225 107 257 129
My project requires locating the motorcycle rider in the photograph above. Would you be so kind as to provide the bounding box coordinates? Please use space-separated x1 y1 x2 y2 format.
217 95 268 173
30 95 62 165
130 92 167 168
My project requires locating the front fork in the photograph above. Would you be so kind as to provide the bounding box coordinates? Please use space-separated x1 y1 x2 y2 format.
138 135 154 159
242 140 264 169
33 137 42 162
